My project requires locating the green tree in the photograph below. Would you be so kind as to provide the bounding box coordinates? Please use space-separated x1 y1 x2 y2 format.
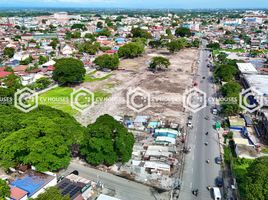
71 23 86 30
167 38 187 53
49 39 59 50
3 47 15 58
131 27 152 39
132 38 147 46
148 40 162 49
118 42 144 58
94 54 119 70
191 39 200 48
221 81 241 97
214 64 238 82
175 27 191 37
19 56 33 65
80 114 134 166
35 77 51 90
0 105 85 171
97 21 103 29
38 55 49 65
166 28 172 36
77 42 100 55
217 52 228 63
0 179 10 199
237 157 268 200
84 33 96 41
207 42 220 50
35 187 70 200
53 58 86 85
149 56 170 72
223 39 236 45
72 31 81 38
96 28 111 37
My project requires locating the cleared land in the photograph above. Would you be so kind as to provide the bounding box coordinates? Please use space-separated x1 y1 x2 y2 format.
77 48 199 126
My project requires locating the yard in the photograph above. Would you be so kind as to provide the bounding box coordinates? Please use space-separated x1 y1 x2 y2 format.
38 86 110 115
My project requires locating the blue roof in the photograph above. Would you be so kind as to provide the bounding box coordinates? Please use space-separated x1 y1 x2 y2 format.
11 175 46 197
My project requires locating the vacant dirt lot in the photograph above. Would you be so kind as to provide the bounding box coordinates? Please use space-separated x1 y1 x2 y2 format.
76 47 199 126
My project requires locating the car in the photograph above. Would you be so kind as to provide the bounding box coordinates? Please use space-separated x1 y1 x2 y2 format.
215 156 222 164
212 187 222 200
187 116 193 127
216 177 224 187
202 76 206 79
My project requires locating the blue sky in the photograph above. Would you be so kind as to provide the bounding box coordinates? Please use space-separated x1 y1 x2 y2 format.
0 0 268 8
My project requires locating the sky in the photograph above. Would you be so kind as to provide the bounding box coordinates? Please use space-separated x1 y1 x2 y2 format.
0 0 268 9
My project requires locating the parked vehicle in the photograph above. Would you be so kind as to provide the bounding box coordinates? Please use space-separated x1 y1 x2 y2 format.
215 156 222 164
216 177 224 187
212 108 218 115
187 116 193 128
212 187 222 200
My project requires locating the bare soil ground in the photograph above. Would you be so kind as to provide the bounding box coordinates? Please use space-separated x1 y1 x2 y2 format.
76 48 199 126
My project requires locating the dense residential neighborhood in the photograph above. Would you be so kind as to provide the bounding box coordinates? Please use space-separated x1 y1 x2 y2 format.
0 2 268 200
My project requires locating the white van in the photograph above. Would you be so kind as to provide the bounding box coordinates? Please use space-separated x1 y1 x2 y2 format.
212 187 221 200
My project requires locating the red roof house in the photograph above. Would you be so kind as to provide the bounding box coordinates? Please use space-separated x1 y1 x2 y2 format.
10 187 28 200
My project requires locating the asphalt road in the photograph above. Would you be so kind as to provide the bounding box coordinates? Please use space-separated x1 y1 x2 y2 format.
179 42 222 200
65 161 169 200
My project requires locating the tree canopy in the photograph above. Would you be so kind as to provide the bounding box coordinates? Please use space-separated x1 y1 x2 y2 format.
175 27 191 37
0 105 85 172
0 179 10 200
167 38 188 53
149 56 170 72
131 27 152 39
53 58 86 85
35 187 70 200
3 47 15 58
77 42 100 55
77 41 100 55
236 157 268 200
80 114 135 166
94 54 119 70
118 42 144 58
221 81 241 97
207 42 220 50
214 64 238 82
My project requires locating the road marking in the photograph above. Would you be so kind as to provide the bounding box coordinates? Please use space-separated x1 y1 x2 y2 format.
190 182 192 188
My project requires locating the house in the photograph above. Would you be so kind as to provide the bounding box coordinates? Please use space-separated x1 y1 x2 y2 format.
57 174 96 200
61 45 74 55
10 170 57 199
10 187 28 200
0 67 12 79
133 116 149 129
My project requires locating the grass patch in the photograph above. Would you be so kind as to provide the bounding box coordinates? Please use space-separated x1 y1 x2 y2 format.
38 86 110 115
224 146 232 165
261 147 268 154
84 72 112 82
